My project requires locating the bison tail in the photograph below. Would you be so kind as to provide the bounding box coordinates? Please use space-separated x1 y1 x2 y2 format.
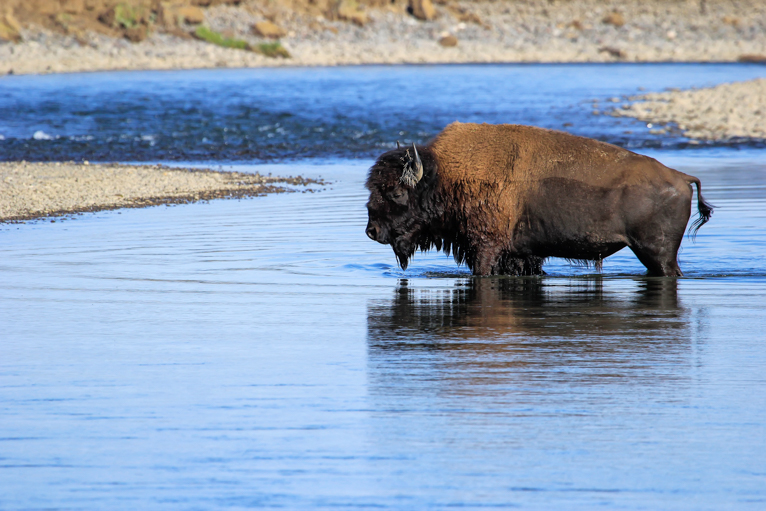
687 177 714 241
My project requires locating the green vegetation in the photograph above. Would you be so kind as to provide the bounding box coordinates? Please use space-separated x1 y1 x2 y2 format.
193 26 291 58
194 26 249 50
254 42 291 59
113 3 142 29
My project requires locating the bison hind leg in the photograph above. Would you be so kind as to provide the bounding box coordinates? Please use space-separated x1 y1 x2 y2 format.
628 229 685 277
469 246 545 276
630 246 683 277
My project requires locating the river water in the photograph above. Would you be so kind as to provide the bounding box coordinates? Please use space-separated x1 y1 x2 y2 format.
1 64 765 509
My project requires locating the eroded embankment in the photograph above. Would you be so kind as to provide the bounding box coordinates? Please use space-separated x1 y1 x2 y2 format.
1 0 765 76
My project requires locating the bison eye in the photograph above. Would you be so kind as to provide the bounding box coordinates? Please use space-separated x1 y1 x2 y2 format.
388 189 408 206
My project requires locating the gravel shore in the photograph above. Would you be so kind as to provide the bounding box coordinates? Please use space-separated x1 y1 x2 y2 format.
613 78 766 142
0 162 317 222
1 0 765 75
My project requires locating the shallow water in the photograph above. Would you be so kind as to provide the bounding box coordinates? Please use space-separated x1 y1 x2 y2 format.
1 63 766 162
2 65 766 509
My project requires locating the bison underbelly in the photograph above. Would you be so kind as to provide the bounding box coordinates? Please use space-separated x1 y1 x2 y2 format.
532 239 627 261
514 178 629 260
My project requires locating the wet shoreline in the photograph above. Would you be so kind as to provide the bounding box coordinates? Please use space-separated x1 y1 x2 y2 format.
0 162 317 222
613 77 766 142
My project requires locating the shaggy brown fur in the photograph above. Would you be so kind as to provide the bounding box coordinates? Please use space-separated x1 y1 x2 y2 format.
365 122 713 276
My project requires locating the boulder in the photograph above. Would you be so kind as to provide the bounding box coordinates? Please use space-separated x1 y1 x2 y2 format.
409 0 436 21
125 25 148 42
192 0 241 6
738 54 766 63
63 0 85 15
599 46 626 59
602 12 625 28
447 5 484 27
252 20 287 38
27 0 59 16
177 6 205 25
438 34 457 47
158 1 181 29
335 0 367 27
0 11 22 43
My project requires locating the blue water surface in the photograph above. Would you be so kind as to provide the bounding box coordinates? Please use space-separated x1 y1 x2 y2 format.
1 63 765 162
1 64 766 510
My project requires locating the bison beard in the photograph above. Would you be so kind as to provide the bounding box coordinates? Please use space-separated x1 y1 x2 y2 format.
365 123 713 277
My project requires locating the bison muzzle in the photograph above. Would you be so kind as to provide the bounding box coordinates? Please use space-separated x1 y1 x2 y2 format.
365 122 713 277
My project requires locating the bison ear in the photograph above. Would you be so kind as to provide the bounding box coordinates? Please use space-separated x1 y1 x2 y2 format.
399 143 424 188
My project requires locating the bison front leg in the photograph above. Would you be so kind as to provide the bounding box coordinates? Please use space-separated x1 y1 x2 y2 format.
470 244 505 276
498 254 545 276
471 245 546 277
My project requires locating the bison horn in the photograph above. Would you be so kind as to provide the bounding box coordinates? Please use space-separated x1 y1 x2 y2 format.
396 140 401 149
399 143 424 188
412 143 423 180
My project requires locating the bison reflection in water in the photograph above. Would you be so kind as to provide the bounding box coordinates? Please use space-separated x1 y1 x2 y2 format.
366 278 693 390
365 122 713 276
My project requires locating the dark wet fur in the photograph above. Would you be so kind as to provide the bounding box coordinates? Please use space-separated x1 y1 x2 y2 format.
366 146 545 276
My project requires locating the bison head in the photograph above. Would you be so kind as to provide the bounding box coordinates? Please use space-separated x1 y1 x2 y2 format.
365 143 439 270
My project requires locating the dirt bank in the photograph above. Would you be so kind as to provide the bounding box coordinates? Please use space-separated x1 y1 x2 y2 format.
1 0 765 75
612 78 766 142
0 162 318 222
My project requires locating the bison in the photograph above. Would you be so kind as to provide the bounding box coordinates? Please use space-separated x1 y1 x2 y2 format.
365 122 713 276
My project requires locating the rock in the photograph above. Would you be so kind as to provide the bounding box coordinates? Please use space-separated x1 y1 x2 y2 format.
252 20 286 38
602 12 625 28
335 1 367 27
409 0 436 21
599 46 625 59
177 6 205 25
158 1 184 29
124 25 148 42
447 5 484 27
63 0 85 15
0 11 22 43
439 34 458 47
28 0 59 16
157 2 174 29
158 1 206 29
193 0 241 5
738 54 766 63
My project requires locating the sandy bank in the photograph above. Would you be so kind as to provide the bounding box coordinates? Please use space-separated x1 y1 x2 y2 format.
0 162 317 222
1 0 765 75
613 78 766 142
